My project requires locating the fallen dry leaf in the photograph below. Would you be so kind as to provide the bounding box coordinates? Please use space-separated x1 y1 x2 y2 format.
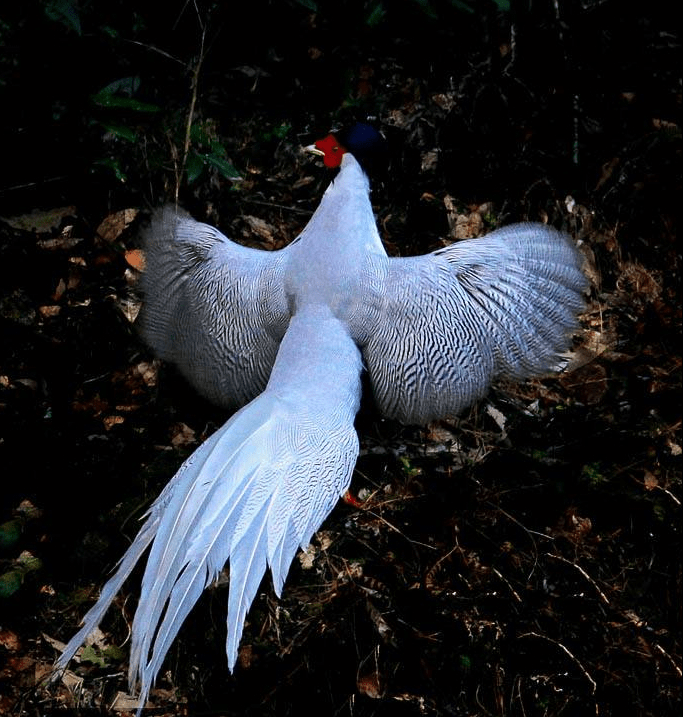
38 305 61 318
170 422 196 447
96 208 139 243
643 471 659 491
103 415 125 430
37 236 84 251
243 214 276 243
124 248 145 271
115 295 141 323
421 148 439 172
0 628 21 652
560 362 609 405
298 544 317 569
135 361 158 387
1 206 77 233
41 633 67 653
357 671 384 699
111 690 146 712
443 195 491 239
52 278 67 301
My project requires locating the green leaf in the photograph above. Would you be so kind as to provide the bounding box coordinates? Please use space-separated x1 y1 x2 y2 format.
209 139 228 158
91 93 161 113
17 552 42 572
80 645 108 667
100 122 138 142
412 0 438 19
185 152 206 184
104 644 127 661
190 122 211 145
0 570 22 598
0 552 41 598
365 1 386 26
448 0 475 15
399 455 422 478
101 25 119 40
44 0 81 35
581 462 608 485
79 643 126 666
0 519 22 549
204 154 241 180
97 77 141 97
94 157 128 183
272 122 292 140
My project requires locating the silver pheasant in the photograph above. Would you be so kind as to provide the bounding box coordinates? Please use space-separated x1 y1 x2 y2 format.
54 124 586 709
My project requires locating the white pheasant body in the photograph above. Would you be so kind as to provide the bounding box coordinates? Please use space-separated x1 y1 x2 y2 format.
55 137 587 711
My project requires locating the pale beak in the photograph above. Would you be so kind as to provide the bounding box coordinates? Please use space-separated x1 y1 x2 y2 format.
305 144 325 156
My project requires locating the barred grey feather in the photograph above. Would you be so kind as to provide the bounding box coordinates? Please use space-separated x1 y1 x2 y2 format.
361 223 587 424
139 207 291 408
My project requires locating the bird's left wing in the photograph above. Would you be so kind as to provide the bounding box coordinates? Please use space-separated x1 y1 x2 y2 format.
361 223 587 425
139 207 291 408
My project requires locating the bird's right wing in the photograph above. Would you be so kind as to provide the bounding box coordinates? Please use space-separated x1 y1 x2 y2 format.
362 223 587 425
139 207 291 408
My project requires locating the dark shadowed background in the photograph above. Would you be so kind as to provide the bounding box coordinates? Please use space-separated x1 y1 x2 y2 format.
0 1 680 715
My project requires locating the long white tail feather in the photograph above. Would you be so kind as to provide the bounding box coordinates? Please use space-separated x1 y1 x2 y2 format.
53 519 158 676
56 311 362 714
128 408 275 688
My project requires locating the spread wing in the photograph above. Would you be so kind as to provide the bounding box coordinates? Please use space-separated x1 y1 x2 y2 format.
139 207 291 408
362 223 587 424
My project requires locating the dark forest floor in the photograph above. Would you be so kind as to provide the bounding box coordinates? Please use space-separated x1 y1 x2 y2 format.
0 2 680 715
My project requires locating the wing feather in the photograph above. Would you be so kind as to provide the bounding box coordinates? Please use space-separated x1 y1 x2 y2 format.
362 223 587 424
139 206 291 408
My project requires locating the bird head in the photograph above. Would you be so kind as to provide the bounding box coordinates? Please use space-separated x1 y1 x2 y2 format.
307 123 387 174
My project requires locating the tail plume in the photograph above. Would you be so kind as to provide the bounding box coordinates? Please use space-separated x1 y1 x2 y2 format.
54 311 362 713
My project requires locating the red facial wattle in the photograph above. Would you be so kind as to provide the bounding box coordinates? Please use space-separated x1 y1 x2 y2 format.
314 133 347 168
